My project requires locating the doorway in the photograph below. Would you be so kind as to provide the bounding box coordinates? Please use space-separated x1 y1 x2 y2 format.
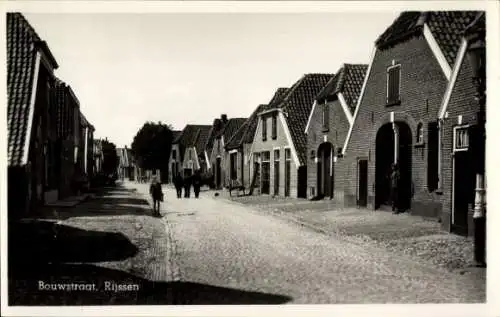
452 126 475 236
375 122 412 210
317 142 334 199
216 157 222 189
358 159 368 207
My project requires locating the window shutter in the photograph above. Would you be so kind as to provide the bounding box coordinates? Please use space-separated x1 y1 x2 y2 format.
387 66 400 104
272 114 277 139
427 121 439 191
262 117 267 141
322 103 329 131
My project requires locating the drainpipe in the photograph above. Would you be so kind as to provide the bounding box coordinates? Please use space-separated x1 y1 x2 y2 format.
392 122 399 164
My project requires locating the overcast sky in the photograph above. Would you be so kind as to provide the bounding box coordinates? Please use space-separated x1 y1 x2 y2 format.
24 12 400 148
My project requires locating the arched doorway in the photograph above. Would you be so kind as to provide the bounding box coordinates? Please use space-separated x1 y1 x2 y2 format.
317 142 334 199
375 122 412 211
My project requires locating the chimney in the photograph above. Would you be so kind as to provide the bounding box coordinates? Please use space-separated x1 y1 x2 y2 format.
221 114 228 123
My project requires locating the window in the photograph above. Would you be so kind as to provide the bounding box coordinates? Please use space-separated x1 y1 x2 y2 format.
274 149 280 195
188 149 192 160
454 127 469 151
427 121 439 191
310 150 316 160
272 114 277 140
387 65 401 105
285 148 291 197
416 122 424 144
172 149 177 160
322 102 329 132
262 117 267 141
261 151 271 194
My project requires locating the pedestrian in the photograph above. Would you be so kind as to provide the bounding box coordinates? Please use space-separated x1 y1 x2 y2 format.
192 171 202 198
149 176 163 216
184 174 192 198
174 173 184 199
389 163 401 214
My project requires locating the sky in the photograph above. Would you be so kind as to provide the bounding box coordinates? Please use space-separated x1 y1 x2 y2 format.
24 12 400 148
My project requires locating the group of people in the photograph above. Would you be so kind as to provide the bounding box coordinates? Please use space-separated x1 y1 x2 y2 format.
148 171 204 216
173 171 203 199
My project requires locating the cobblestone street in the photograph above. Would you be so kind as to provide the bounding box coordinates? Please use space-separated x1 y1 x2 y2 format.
9 181 486 305
130 182 485 304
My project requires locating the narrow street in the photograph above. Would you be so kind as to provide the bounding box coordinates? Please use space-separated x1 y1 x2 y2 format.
130 182 484 304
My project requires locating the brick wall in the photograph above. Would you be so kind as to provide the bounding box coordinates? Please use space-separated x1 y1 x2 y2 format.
343 35 448 218
440 53 480 235
252 113 299 197
306 99 351 201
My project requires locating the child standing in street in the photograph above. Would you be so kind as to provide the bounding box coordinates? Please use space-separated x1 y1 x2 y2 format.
149 176 163 216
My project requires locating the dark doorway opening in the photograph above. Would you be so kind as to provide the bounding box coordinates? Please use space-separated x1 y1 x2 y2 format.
358 159 368 207
215 157 222 189
317 142 333 199
375 122 412 211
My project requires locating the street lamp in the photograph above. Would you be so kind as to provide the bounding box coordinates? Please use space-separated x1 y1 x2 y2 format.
465 12 486 268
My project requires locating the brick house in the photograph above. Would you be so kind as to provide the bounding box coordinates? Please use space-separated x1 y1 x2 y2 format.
437 12 485 236
205 116 227 169
54 78 80 199
250 74 333 198
75 112 95 192
304 64 368 201
116 147 132 180
93 139 104 175
168 125 211 180
7 13 61 215
207 117 247 189
339 12 480 224
225 104 268 192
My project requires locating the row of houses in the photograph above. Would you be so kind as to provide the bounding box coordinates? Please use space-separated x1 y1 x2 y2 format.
168 11 486 237
7 13 99 217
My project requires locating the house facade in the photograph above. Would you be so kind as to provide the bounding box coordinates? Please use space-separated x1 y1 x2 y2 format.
250 74 333 198
117 147 133 180
183 125 212 177
438 12 486 236
168 125 211 180
339 12 480 225
208 117 246 189
305 64 368 202
93 139 104 175
225 105 268 192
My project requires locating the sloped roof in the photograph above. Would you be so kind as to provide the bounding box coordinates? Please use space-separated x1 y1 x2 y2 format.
376 11 481 67
272 73 334 165
172 130 182 143
267 87 290 109
220 118 247 142
192 125 212 156
7 13 56 166
316 64 368 113
226 104 268 150
206 118 225 151
176 124 212 152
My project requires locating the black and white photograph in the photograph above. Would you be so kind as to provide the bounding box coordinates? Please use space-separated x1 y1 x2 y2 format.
1 1 499 316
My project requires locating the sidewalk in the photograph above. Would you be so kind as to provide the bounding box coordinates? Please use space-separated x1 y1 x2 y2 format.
9 182 175 305
225 194 484 277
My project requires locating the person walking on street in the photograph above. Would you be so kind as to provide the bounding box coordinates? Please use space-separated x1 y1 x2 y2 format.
389 163 401 214
149 176 163 216
174 173 184 199
184 174 192 198
192 171 202 198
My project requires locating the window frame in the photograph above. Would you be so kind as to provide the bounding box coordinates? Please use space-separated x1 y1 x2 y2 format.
262 116 267 141
271 113 277 140
453 125 470 152
386 64 401 106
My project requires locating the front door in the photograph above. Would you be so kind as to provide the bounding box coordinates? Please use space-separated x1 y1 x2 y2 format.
452 126 475 236
358 159 368 207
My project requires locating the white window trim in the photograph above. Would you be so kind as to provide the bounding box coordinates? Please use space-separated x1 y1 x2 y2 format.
386 64 401 104
439 38 468 120
453 125 471 152
304 100 318 134
22 52 41 165
279 112 301 167
423 23 452 81
337 92 354 125
342 46 377 156
228 149 238 154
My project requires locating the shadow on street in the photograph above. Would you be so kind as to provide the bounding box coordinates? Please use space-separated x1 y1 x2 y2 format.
8 184 292 305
